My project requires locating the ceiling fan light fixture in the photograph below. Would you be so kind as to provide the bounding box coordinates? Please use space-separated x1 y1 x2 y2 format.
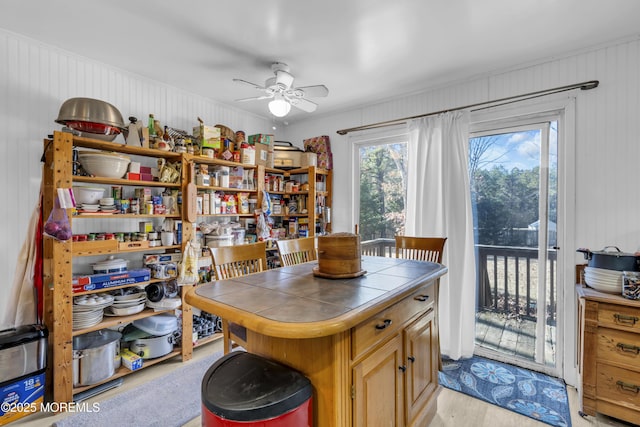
268 95 291 117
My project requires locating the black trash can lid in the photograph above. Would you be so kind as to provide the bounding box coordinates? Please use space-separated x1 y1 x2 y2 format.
202 352 312 421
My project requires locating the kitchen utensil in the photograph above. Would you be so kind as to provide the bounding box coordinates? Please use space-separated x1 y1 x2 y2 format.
73 186 106 205
72 329 121 387
55 97 125 141
576 246 640 271
129 332 175 359
92 256 127 274
78 151 131 178
132 313 177 336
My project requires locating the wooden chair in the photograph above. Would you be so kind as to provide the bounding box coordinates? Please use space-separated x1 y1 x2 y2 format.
276 237 317 267
395 235 447 369
395 236 447 263
209 241 267 354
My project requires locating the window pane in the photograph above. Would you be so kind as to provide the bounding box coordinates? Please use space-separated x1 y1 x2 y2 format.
358 143 407 241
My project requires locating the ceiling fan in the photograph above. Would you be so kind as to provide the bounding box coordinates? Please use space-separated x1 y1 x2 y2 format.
233 62 329 117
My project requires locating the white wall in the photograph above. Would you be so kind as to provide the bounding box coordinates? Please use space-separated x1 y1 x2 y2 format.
3 25 640 382
281 35 640 384
0 29 273 328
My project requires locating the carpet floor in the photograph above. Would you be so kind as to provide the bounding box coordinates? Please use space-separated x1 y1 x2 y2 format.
53 350 223 427
438 356 571 427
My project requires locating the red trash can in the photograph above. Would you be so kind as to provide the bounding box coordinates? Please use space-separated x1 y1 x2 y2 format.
202 352 313 426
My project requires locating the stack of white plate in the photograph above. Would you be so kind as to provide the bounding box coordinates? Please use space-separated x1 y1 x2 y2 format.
78 203 99 213
584 266 623 294
72 293 114 329
104 292 146 316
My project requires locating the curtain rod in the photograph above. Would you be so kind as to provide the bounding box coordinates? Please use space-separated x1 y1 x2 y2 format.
336 80 599 135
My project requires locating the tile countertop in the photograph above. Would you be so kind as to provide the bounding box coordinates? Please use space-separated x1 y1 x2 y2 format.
185 256 447 339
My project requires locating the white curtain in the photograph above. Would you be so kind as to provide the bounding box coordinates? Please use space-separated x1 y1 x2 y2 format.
406 111 476 360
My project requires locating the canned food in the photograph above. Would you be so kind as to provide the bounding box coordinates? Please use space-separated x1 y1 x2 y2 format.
111 186 122 200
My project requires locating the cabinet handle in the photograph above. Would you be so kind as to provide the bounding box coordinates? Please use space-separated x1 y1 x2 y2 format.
399 365 407 372
414 295 429 302
616 380 640 393
616 342 640 354
614 314 639 325
408 356 415 363
375 319 392 330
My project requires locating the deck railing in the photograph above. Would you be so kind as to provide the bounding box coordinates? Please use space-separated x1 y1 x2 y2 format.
360 239 556 321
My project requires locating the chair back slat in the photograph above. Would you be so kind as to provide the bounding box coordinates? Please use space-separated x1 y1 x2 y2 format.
395 236 447 263
210 241 268 280
276 237 317 267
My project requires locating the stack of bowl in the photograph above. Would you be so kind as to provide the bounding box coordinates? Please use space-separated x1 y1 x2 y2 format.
584 266 623 293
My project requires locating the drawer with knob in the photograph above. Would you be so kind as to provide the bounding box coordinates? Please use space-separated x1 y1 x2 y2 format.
351 283 434 360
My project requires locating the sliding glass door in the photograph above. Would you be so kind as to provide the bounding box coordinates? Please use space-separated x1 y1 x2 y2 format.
470 119 560 376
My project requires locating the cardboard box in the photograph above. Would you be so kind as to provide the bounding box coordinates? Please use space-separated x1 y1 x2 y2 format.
241 146 256 165
126 172 140 180
129 162 141 173
143 252 182 265
0 371 45 424
194 126 221 150
248 134 273 145
139 221 153 233
72 268 151 292
121 349 143 371
255 143 274 167
140 173 154 182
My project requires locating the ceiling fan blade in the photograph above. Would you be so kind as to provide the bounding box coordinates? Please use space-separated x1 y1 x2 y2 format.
233 78 266 90
289 97 318 113
295 85 329 98
235 94 274 102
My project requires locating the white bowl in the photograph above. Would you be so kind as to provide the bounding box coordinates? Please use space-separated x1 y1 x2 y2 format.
99 197 114 205
78 151 130 178
73 186 106 205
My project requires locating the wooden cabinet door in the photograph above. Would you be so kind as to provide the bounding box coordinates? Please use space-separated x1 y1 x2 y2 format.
353 334 404 427
404 310 438 426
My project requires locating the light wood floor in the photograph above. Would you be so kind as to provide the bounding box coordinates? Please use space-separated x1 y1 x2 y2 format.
13 339 635 427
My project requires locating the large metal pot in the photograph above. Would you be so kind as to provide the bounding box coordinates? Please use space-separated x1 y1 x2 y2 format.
576 246 640 271
73 329 121 387
55 97 125 141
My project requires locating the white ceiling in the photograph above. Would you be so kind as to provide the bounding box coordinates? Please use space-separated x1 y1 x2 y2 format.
2 0 640 123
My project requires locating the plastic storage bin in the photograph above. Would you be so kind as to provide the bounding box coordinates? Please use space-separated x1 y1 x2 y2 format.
202 352 312 426
0 325 48 425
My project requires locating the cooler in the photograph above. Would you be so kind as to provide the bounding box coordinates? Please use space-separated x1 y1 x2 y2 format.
0 325 48 425
202 352 312 426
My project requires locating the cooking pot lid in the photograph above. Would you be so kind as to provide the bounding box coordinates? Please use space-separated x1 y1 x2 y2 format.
73 329 121 350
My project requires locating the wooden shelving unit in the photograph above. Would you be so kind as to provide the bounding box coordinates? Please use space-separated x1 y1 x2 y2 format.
42 131 331 402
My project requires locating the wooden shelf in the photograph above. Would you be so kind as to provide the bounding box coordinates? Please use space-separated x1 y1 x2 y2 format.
72 308 174 336
72 136 183 159
43 131 331 403
195 185 258 192
185 153 257 169
73 175 181 188
193 332 223 348
72 349 181 395
73 213 181 219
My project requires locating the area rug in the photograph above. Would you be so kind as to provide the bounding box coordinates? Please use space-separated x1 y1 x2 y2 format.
53 350 223 427
438 356 571 427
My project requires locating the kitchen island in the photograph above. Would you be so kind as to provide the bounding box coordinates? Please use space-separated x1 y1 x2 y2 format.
186 256 447 427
